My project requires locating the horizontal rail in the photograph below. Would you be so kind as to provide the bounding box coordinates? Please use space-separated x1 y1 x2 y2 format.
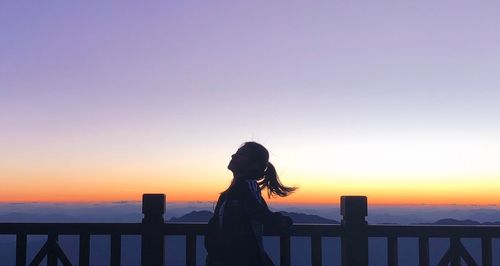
0 223 142 235
0 223 343 236
2 222 499 238
165 223 345 236
367 225 500 238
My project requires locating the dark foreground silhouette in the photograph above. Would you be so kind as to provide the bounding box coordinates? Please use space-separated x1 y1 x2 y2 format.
205 142 297 266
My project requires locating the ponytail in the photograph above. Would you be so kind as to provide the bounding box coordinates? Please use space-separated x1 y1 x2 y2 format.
258 162 297 198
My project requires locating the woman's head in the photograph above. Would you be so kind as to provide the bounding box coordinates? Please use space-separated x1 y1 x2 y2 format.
227 141 297 198
228 142 268 177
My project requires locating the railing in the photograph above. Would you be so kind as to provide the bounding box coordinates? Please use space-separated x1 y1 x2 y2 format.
1 194 499 266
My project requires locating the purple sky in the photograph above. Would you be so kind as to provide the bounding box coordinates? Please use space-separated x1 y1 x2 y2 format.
1 1 500 203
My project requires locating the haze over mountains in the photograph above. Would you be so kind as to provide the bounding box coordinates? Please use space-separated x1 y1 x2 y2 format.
2 201 500 223
1 202 499 265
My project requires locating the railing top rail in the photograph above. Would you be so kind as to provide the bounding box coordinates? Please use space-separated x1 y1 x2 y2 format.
0 222 142 235
2 222 499 238
367 224 500 238
0 223 344 237
163 223 343 236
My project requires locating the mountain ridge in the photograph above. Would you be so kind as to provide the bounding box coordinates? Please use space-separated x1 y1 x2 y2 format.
168 210 340 224
167 211 500 225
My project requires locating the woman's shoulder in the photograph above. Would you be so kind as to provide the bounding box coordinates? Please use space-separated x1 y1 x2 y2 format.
229 180 264 204
224 180 258 198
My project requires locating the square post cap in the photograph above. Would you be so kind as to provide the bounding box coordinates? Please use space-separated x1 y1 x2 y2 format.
142 194 165 216
341 196 367 224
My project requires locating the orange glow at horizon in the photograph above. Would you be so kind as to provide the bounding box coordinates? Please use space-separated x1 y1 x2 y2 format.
2 173 499 206
2 134 500 206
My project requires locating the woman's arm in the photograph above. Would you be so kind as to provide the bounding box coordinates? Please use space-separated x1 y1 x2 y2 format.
232 180 270 222
236 180 292 229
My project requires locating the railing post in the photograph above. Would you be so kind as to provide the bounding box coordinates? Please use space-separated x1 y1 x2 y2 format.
341 196 368 266
141 194 165 266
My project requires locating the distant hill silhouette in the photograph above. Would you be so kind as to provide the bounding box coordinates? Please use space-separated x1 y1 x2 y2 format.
482 221 500 225
168 211 500 226
279 211 339 224
430 218 481 225
167 210 340 224
168 210 213 222
418 218 500 225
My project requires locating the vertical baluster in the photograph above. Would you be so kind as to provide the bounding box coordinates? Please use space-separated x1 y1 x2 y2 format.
110 234 121 266
186 234 196 266
418 237 429 266
47 234 58 266
280 235 291 266
387 237 398 266
16 233 27 266
450 237 461 266
79 234 90 266
481 237 492 266
311 236 322 266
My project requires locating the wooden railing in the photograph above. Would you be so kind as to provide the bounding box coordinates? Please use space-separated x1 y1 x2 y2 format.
1 194 499 266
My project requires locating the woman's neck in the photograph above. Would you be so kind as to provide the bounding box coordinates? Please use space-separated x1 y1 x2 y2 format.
233 172 258 180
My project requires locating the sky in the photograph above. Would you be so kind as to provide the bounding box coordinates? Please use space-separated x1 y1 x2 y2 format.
1 1 500 205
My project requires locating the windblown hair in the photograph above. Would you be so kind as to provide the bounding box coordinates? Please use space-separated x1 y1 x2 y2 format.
241 142 297 198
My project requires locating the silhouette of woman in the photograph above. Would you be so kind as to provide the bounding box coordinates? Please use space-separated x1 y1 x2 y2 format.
205 142 297 266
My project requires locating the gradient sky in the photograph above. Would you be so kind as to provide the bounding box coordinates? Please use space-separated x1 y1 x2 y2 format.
1 1 500 205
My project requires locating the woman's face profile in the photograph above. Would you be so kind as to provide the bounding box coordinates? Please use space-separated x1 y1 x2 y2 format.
228 147 250 172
